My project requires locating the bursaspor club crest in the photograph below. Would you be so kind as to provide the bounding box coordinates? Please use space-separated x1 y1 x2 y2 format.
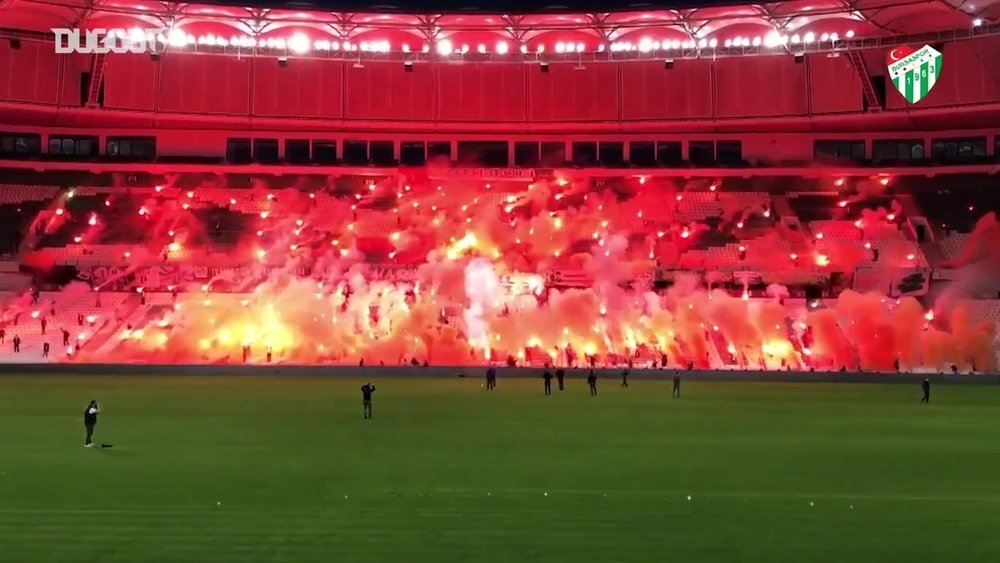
887 44 943 104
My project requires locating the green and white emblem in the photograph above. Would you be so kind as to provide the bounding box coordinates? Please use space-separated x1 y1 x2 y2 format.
887 44 943 104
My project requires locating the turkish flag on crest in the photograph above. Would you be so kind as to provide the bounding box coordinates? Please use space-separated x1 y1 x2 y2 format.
886 45 916 65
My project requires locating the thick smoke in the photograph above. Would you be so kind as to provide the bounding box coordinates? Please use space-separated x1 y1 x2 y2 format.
5 175 996 372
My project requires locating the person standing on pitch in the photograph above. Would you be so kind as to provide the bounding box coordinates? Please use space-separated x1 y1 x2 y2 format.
621 368 629 388
921 378 930 403
361 382 376 419
543 370 553 396
485 365 497 390
42 341 50 359
555 368 565 391
672 372 681 398
84 400 100 447
587 370 598 396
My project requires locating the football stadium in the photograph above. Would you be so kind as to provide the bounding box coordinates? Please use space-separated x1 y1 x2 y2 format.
0 0 999 560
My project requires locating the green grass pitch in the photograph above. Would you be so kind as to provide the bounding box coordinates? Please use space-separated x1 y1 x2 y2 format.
1 375 999 562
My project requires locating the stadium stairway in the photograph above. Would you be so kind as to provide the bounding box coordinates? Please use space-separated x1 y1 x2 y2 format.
80 292 143 358
0 291 131 363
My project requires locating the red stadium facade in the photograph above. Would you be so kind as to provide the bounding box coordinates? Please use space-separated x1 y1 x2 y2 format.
0 0 999 164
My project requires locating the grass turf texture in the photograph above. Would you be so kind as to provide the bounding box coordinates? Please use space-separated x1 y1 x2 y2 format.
1 376 999 562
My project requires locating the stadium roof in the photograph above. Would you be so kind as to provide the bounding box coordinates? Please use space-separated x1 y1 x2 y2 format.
0 0 994 51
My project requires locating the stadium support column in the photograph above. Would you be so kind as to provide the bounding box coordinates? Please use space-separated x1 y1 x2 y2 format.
85 52 108 108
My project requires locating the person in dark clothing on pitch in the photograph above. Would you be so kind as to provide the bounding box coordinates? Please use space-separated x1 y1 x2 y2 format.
921 378 930 403
542 370 553 395
587 370 598 396
12 335 20 353
485 365 497 390
42 341 50 358
84 400 100 447
673 372 681 398
621 368 629 388
0 327 5 344
556 368 565 391
361 382 376 419
62 328 71 347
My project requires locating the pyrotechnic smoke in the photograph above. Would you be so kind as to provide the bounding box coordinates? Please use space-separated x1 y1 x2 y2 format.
463 257 500 359
4 175 996 372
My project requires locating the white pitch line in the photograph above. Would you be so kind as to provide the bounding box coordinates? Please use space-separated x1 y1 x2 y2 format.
428 487 1000 504
0 488 999 518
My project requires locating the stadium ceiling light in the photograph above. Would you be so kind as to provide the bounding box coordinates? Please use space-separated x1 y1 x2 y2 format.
671 39 681 49
752 36 762 46
167 28 187 48
973 18 983 26
724 38 732 47
288 32 310 54
597 43 606 52
536 44 545 53
496 40 509 54
477 44 486 54
638 37 653 52
698 38 708 48
830 32 839 41
764 30 781 47
803 31 816 43
556 41 566 53
576 42 585 52
709 38 718 48
461 44 470 54
331 41 340 51
436 39 453 55
845 30 855 38
820 33 830 41
520 44 528 53
402 43 410 53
